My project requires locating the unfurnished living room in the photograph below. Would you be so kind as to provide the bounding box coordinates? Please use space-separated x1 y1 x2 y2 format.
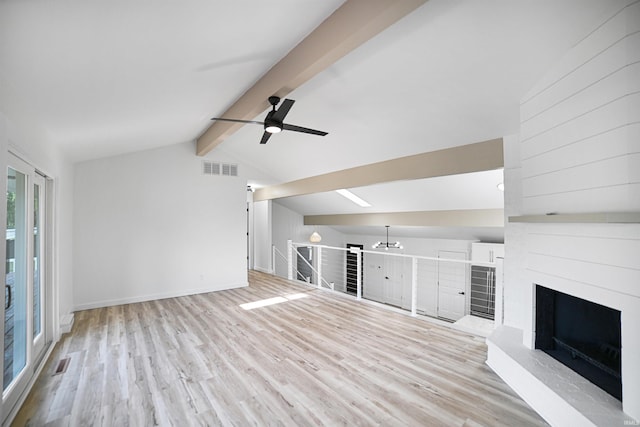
0 0 639 426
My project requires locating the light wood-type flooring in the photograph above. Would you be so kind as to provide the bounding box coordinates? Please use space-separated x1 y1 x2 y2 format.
13 271 547 426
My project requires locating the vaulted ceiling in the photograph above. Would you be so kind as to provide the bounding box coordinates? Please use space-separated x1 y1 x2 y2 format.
0 0 623 239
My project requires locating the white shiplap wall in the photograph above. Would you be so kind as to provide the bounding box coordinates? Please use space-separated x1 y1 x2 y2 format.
519 1 640 214
498 1 640 424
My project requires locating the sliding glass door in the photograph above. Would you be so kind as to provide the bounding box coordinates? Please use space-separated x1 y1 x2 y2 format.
3 153 49 417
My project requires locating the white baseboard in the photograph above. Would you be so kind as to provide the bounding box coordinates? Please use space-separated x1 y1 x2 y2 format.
253 266 273 274
72 282 248 311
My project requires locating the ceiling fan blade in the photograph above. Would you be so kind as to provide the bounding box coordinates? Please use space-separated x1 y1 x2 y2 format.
259 131 272 144
211 117 264 126
272 98 295 122
282 123 328 136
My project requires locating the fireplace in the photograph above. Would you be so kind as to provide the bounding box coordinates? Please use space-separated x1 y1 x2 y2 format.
535 285 622 400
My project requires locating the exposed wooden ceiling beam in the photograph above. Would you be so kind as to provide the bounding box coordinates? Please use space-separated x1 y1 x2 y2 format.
253 138 503 201
304 209 505 228
196 0 428 156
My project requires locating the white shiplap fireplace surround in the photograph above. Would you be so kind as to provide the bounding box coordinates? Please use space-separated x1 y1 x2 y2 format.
487 2 640 426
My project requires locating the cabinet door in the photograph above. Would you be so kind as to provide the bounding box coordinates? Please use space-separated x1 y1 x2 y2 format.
471 243 504 264
492 244 505 260
471 243 492 263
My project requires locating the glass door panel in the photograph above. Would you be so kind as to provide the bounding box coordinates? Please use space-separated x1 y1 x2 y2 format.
4 167 27 392
33 182 40 338
32 174 46 360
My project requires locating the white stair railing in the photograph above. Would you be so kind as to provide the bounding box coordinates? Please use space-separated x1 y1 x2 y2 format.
272 244 310 287
289 241 334 290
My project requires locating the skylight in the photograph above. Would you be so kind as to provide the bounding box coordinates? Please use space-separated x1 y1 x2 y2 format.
335 189 371 207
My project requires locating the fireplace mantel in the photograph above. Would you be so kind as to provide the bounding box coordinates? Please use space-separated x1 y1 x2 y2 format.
508 212 640 224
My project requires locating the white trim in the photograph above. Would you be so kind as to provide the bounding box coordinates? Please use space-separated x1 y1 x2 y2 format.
253 266 273 275
2 341 56 426
72 282 249 311
59 313 74 335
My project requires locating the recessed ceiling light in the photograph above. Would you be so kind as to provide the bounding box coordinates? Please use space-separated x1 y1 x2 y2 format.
335 189 371 207
497 182 505 191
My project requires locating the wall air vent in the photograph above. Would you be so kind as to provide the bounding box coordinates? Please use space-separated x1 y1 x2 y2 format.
203 161 219 175
202 161 237 177
223 164 238 177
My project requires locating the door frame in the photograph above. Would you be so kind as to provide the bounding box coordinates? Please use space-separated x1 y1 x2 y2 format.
1 151 56 424
345 243 364 295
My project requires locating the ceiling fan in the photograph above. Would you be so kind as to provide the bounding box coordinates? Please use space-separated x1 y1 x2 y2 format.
211 96 328 144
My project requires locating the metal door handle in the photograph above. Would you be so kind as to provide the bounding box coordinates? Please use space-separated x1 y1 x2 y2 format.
458 291 465 295
5 284 11 310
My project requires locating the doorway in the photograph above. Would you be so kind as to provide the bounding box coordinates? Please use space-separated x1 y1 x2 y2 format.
3 153 52 420
296 246 313 283
345 244 363 295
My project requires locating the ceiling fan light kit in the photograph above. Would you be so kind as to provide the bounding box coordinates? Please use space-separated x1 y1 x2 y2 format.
265 125 282 134
211 96 327 144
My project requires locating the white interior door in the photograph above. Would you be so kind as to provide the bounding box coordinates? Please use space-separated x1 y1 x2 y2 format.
364 253 384 301
437 251 467 321
383 255 404 307
365 253 404 307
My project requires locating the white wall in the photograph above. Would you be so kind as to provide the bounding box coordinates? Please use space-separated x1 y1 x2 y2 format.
519 1 640 214
73 141 248 310
252 200 272 273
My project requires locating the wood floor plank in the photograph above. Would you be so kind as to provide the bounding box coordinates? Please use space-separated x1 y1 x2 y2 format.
13 271 547 426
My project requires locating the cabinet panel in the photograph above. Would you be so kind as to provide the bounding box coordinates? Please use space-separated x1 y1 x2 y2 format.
471 243 504 264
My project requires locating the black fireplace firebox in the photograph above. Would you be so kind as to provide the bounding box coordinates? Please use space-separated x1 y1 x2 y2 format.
535 285 622 400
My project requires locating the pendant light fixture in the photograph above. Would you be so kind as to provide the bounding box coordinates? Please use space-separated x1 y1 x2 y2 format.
309 231 322 243
372 226 402 250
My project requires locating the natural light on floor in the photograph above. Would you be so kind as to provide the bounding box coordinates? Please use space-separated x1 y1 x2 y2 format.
239 293 309 310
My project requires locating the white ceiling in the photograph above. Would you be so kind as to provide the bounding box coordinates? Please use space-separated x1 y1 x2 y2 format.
0 0 623 240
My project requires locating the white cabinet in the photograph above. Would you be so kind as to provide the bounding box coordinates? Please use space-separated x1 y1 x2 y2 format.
471 242 504 264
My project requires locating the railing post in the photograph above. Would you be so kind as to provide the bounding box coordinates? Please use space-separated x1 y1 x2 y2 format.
287 240 293 280
355 247 362 300
316 246 323 289
272 245 276 275
411 257 418 316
